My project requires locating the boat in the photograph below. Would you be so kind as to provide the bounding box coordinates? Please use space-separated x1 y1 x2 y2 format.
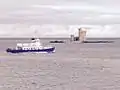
6 38 55 53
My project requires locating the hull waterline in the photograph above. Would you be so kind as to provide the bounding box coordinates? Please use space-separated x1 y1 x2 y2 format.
6 47 55 53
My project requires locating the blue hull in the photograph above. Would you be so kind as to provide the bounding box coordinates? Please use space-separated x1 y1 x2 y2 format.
6 47 55 53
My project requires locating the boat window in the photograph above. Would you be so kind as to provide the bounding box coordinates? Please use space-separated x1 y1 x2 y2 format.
17 47 22 50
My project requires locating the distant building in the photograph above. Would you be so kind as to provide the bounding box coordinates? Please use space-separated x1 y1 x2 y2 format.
69 27 87 42
78 28 87 43
70 34 74 41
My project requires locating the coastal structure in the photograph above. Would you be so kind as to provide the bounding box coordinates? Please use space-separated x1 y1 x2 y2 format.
78 28 87 43
70 34 74 41
70 27 87 42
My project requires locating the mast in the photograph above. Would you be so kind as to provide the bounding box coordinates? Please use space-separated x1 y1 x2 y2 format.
33 29 40 39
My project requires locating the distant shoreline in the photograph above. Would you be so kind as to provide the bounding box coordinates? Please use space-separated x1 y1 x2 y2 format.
0 37 120 40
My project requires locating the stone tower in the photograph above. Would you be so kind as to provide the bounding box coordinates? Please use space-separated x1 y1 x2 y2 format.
78 28 87 43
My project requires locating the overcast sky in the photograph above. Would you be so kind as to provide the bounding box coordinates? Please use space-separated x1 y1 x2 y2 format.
0 0 120 37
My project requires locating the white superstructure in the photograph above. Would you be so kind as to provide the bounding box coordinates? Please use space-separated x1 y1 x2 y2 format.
16 39 45 50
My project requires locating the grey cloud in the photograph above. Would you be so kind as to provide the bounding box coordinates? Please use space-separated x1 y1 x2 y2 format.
0 0 120 37
1 0 118 25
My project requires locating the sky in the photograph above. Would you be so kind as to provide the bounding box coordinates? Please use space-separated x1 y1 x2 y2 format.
0 0 120 37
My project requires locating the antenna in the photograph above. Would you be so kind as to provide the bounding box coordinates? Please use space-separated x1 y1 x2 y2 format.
34 29 39 39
